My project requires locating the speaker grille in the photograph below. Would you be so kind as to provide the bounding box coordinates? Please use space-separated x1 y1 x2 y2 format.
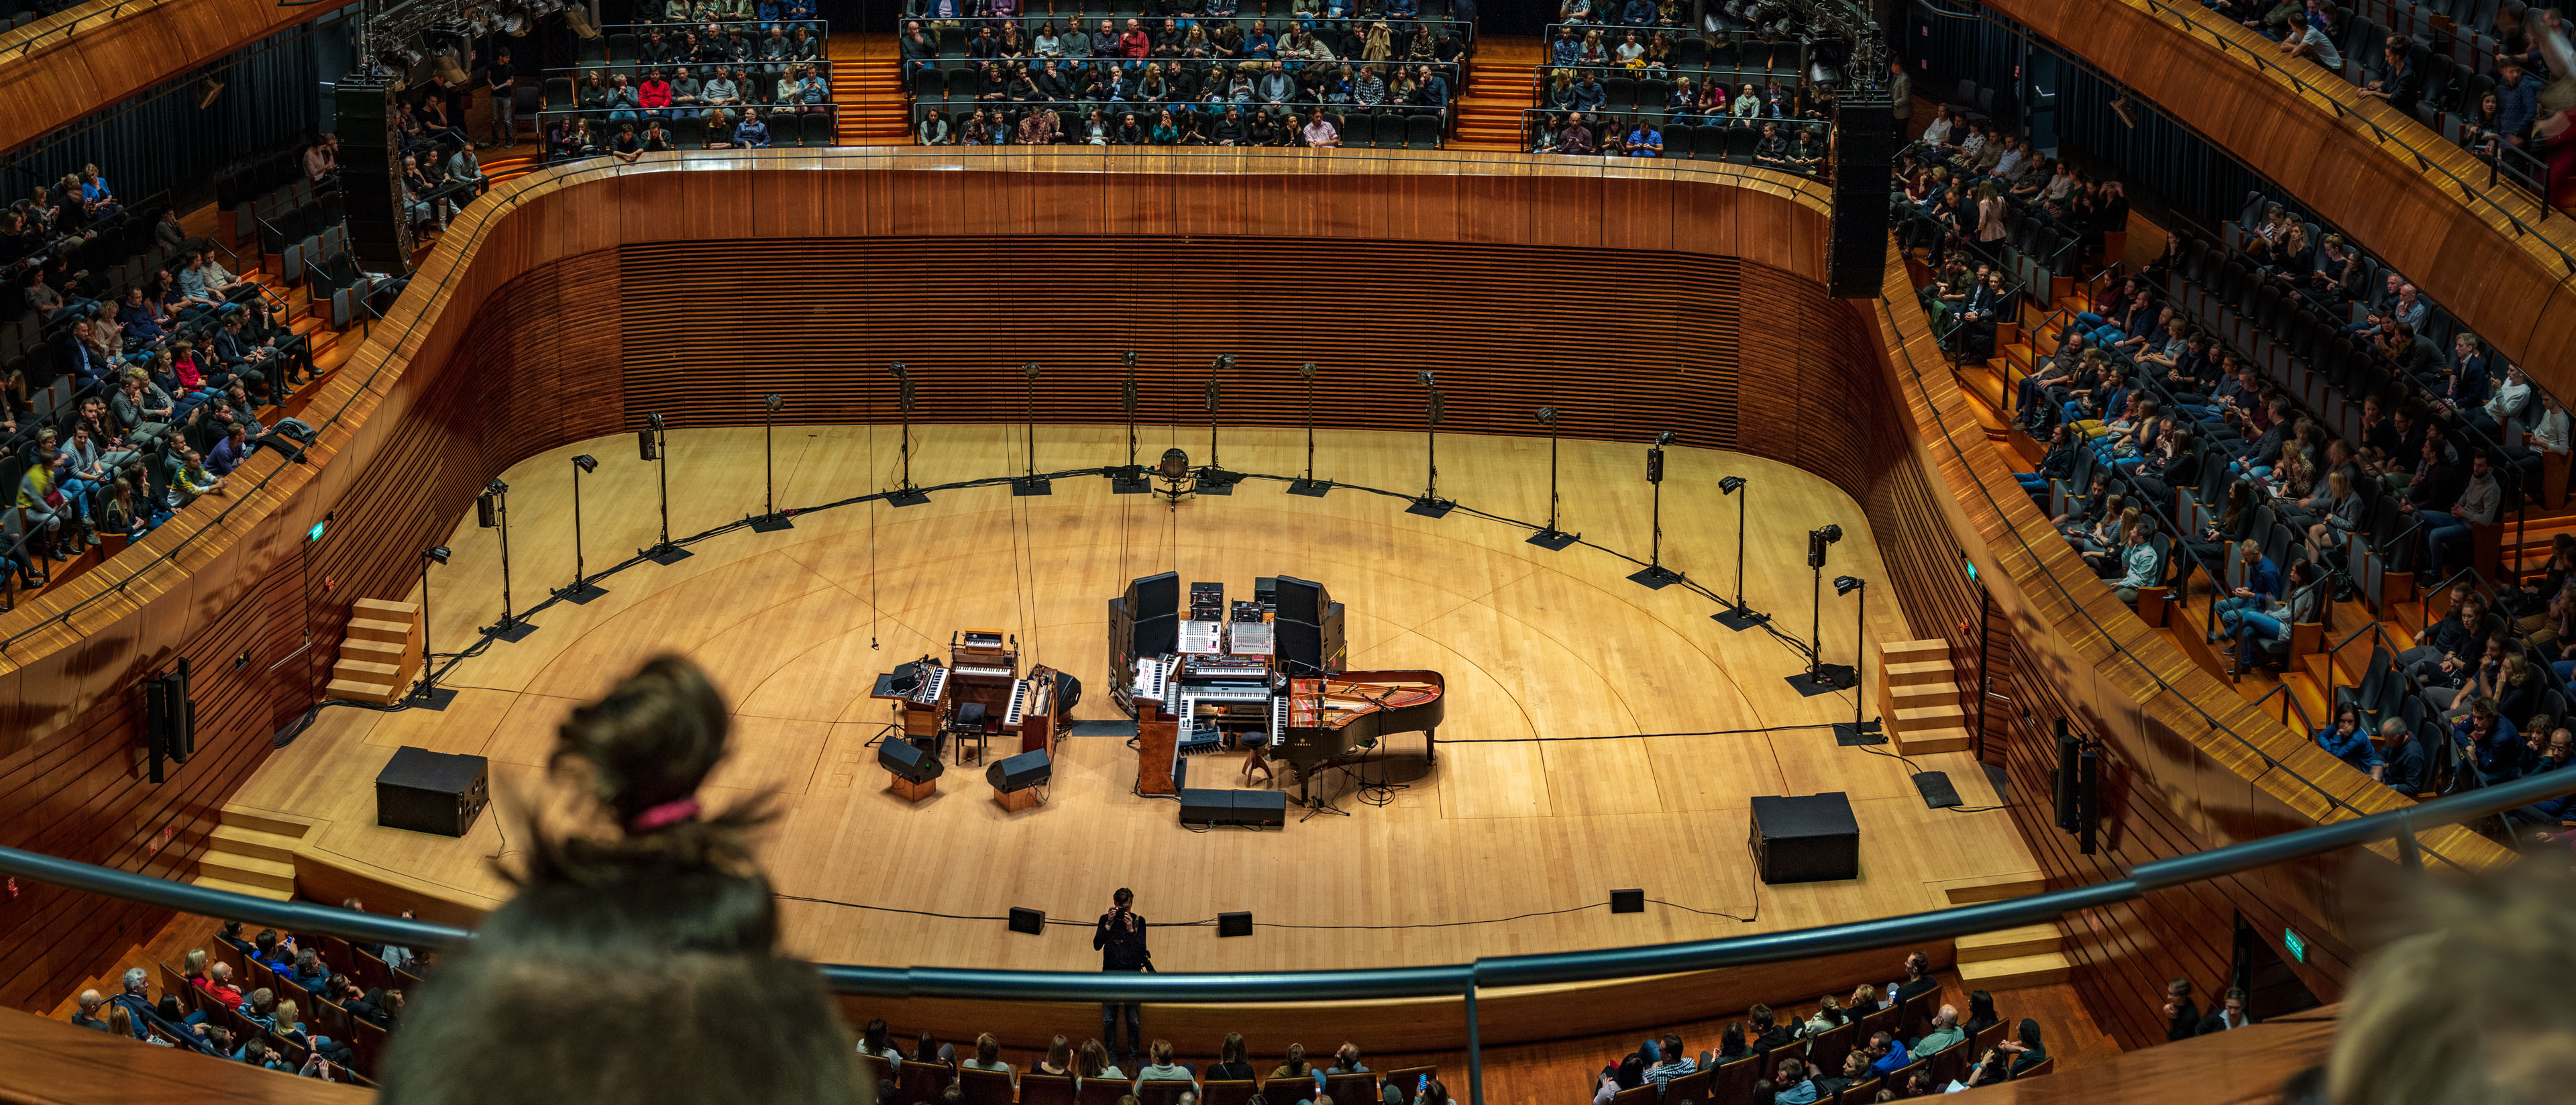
1827 94 1895 300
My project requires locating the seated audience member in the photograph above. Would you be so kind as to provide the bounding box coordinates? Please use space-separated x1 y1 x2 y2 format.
1771 1057 1817 1104
1087 1039 1131 1084
70 990 110 1031
965 1033 1014 1080
2377 719 2429 794
200 961 245 1010
1750 1004 1799 1053
1204 1034 1255 1082
2326 867 2576 1105
376 655 863 1105
1913 1006 1966 1054
1962 990 2000 1037
1801 995 1849 1036
1864 1031 1909 1077
1891 951 1937 1004
858 1018 906 1069
1813 1051 1867 1100
1997 1018 2047 1073
2161 978 2200 1043
1135 1039 1194 1088
1642 1033 1694 1086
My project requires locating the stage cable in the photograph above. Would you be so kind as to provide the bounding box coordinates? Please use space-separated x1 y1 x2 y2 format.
771 892 1756 931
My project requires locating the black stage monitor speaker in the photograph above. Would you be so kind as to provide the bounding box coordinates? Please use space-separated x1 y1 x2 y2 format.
1274 574 1330 625
1178 788 1289 827
1749 792 1860 884
1218 911 1253 937
879 738 945 784
1274 613 1347 676
1610 888 1646 914
1134 613 1179 658
987 748 1053 793
1126 572 1181 619
376 747 490 837
2053 719 2082 831
1827 92 1896 299
1008 906 1046 935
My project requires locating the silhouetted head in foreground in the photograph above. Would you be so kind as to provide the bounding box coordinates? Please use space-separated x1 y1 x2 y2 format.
380 655 860 1105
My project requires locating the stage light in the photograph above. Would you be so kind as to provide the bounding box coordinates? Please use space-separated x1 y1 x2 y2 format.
572 454 597 474
1417 369 1437 389
764 392 784 413
648 411 665 431
1024 361 1040 381
1300 362 1317 382
1835 575 1864 596
1815 523 1844 544
1536 407 1557 425
1720 476 1746 495
1655 429 1677 446
423 545 450 564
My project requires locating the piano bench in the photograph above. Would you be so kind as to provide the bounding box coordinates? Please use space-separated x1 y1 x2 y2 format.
953 727 988 767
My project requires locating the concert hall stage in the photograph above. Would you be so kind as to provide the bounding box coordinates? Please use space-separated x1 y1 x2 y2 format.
235 423 2036 1039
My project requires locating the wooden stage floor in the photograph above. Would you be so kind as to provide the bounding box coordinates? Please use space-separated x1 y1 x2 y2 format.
240 424 2038 983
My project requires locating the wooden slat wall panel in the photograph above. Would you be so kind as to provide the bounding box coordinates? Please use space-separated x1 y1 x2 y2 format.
616 237 1745 450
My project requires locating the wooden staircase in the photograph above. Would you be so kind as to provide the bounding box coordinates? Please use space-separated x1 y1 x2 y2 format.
190 808 310 902
1943 874 2074 991
831 32 912 144
325 597 421 704
1451 35 1539 152
1877 639 1972 753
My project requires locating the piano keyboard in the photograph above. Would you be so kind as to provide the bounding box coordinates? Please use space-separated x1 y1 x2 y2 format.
1183 656 1271 680
907 667 949 705
1230 623 1275 656
1132 657 1172 703
1180 683 1272 702
1270 694 1289 742
1002 679 1029 729
952 664 1014 680
1176 701 1222 753
1178 620 1224 655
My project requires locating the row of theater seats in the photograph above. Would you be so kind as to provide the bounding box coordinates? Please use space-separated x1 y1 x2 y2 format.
537 107 841 152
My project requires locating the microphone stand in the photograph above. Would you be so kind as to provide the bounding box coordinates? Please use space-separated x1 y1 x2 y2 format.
1407 372 1453 518
1199 360 1236 494
1713 480 1768 630
1528 408 1578 549
639 413 690 564
484 481 537 642
1112 351 1149 494
1290 362 1331 496
1014 362 1051 496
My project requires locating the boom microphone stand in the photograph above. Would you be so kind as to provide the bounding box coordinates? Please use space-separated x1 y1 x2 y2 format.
1112 351 1149 494
1711 476 1767 630
411 546 455 709
1527 407 1578 549
1831 576 1880 743
1407 370 1453 518
1789 524 1858 694
1013 362 1051 496
1289 362 1331 497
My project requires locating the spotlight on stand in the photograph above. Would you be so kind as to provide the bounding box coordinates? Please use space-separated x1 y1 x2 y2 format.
411 546 457 710
637 411 688 564
1711 474 1768 631
480 479 537 643
1288 362 1332 497
749 393 793 532
1110 351 1150 494
1197 358 1238 494
1013 362 1052 496
1527 407 1578 550
887 363 930 507
1406 370 1454 519
1787 525 1858 695
1829 574 1886 748
1627 430 1684 590
557 454 607 604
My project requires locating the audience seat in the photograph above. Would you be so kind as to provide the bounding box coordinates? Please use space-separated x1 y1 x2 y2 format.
896 1058 953 1104
1606 1082 1656 1105
1322 1071 1377 1105
802 112 835 148
1661 1067 1711 1103
1835 1077 1879 1105
1019 1073 1074 1105
1075 1075 1130 1105
1898 988 1940 1041
1924 1041 1970 1088
1137 1080 1193 1105
958 1067 1014 1105
1709 1053 1760 1103
1805 1020 1856 1080
1198 1079 1257 1105
2015 1056 2055 1080
1970 1021 2008 1054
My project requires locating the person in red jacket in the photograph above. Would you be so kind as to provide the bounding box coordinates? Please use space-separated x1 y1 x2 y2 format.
638 68 674 120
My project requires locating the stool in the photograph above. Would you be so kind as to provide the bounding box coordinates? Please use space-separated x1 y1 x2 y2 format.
953 702 988 766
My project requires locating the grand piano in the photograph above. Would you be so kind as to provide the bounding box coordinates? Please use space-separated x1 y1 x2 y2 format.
1278 670 1446 800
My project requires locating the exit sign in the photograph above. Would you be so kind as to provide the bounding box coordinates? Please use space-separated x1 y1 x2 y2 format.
2283 927 2308 963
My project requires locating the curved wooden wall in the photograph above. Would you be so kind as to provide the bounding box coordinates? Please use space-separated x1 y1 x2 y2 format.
0 0 358 158
1981 0 2576 402
0 150 2502 1039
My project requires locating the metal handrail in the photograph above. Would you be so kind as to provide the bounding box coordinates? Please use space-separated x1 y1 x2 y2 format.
0 760 2564 995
